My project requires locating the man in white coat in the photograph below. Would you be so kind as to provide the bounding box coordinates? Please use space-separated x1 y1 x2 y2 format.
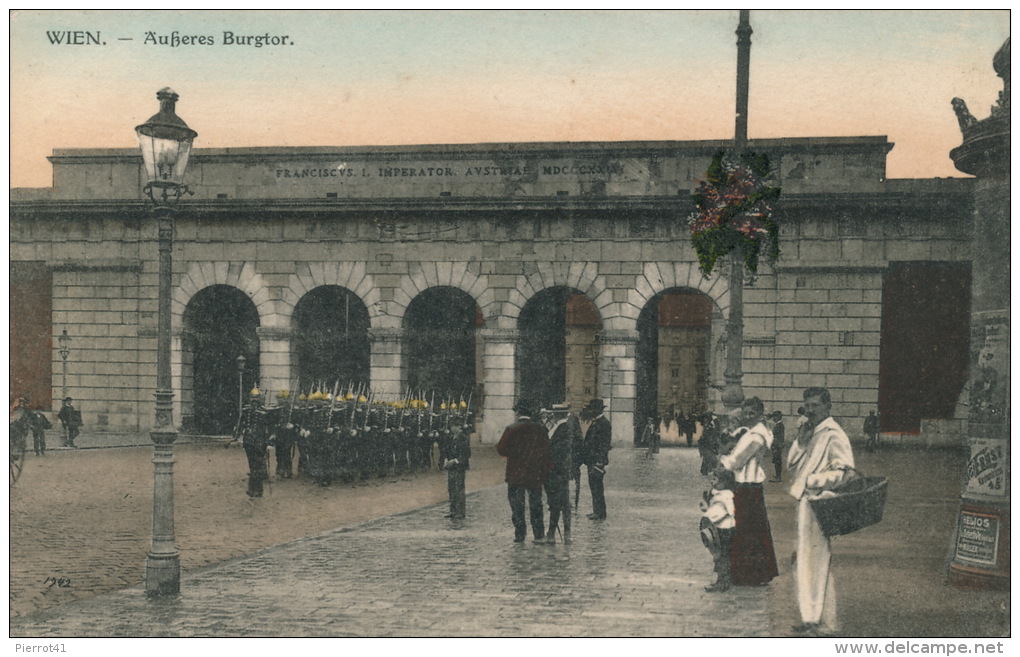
787 386 855 637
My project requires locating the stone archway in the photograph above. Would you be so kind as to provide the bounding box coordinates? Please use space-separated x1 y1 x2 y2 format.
292 285 371 393
635 288 717 445
517 286 602 411
403 286 484 403
181 285 260 434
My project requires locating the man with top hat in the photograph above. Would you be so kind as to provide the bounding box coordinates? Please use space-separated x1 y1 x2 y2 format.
496 398 553 543
580 398 612 520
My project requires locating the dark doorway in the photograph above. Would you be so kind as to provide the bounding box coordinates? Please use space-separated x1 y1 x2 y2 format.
636 289 713 442
182 285 260 435
518 287 601 411
404 287 482 401
293 286 370 394
10 262 52 409
879 262 971 433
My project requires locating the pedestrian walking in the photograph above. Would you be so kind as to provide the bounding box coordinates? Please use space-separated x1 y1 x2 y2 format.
28 407 52 456
679 407 697 447
56 397 82 448
234 389 271 498
769 411 786 482
20 397 52 456
580 398 612 520
717 396 779 587
439 412 472 519
700 467 737 592
496 398 552 543
787 386 856 637
863 410 880 452
539 404 573 544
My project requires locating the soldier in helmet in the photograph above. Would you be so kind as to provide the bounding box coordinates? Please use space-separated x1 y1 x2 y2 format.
273 392 297 478
235 388 271 497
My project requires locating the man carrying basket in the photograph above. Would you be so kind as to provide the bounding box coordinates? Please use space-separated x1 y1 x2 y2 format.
787 386 855 637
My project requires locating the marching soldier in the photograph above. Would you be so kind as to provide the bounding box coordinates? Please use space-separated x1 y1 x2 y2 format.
235 388 271 498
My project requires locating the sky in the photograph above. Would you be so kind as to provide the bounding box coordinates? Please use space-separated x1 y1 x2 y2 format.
8 9 1011 188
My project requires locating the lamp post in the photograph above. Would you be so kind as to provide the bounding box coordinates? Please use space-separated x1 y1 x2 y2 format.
136 87 197 597
58 329 71 400
58 330 71 446
236 355 247 419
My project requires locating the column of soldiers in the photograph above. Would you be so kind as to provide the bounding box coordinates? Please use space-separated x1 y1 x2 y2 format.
233 387 474 494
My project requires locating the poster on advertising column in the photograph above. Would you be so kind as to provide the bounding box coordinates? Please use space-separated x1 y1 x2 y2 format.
965 437 1008 500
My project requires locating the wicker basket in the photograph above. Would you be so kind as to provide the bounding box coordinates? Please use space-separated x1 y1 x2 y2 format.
809 470 888 537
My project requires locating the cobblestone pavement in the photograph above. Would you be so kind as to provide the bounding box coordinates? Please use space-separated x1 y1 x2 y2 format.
11 448 771 637
9 440 1011 638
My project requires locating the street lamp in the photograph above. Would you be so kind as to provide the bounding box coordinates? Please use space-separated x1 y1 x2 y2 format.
136 87 197 597
58 330 71 446
57 329 71 399
236 355 247 419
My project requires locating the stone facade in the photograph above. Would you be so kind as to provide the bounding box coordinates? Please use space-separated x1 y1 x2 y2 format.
10 137 974 444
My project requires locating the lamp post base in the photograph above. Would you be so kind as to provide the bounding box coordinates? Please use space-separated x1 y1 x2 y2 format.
145 552 180 597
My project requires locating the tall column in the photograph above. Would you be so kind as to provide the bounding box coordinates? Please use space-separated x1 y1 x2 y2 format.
600 329 638 445
368 327 403 399
256 326 294 398
946 38 1010 591
721 9 753 410
479 328 517 444
721 252 746 410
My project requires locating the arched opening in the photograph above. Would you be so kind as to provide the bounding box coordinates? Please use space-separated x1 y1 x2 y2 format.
403 286 483 402
518 287 602 411
293 285 371 393
181 285 260 435
635 289 714 444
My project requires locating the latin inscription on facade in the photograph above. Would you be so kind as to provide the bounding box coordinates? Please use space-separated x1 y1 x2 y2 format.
274 159 632 183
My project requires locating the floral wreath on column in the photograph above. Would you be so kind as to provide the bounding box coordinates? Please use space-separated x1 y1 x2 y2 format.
688 151 782 278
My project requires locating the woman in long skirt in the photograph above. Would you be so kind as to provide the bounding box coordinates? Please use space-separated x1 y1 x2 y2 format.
717 396 779 586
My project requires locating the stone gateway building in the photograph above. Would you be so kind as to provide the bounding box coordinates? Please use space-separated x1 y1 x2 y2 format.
10 136 974 444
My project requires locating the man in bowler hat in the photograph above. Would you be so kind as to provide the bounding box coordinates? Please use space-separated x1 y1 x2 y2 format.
581 398 612 520
496 398 553 542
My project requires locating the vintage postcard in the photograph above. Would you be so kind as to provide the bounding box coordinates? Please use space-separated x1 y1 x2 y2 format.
8 9 1011 647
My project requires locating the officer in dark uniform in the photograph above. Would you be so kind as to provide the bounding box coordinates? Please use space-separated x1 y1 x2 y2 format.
235 388 271 497
439 409 472 519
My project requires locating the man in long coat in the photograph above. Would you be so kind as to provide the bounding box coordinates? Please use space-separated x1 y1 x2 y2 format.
581 398 612 520
539 404 573 543
787 386 855 637
496 398 552 543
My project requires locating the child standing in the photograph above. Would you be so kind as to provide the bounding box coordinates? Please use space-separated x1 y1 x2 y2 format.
700 467 737 592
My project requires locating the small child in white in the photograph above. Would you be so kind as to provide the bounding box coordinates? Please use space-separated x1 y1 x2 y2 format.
700 467 737 592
